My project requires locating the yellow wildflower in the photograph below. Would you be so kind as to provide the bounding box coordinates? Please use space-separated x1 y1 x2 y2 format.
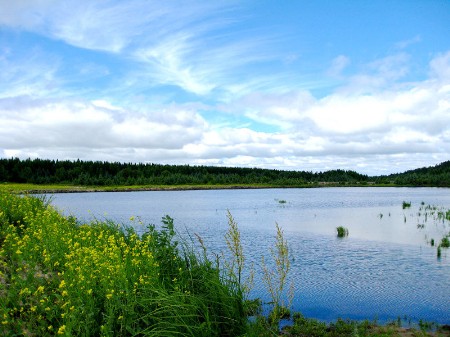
57 325 66 335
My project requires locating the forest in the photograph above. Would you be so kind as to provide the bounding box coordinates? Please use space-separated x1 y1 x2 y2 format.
0 157 449 187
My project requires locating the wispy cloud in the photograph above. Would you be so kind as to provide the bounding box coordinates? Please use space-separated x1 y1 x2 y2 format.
0 47 61 98
395 35 422 50
326 55 351 77
133 20 285 96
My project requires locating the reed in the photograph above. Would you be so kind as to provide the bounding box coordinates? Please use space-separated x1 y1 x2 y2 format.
224 210 254 299
261 223 294 324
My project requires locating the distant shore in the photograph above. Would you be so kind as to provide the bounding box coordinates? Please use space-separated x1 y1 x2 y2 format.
0 182 435 194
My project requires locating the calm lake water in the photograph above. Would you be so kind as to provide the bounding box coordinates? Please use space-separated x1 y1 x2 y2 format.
48 187 450 324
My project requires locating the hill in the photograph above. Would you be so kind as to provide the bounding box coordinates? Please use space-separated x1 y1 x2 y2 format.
375 160 450 187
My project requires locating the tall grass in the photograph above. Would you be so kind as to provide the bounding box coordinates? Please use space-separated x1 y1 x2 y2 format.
224 210 254 299
261 223 294 324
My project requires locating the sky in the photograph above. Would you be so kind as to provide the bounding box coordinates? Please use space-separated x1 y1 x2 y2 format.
0 0 449 176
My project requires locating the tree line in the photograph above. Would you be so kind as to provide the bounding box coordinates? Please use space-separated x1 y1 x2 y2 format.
0 158 448 187
0 158 369 186
375 160 450 187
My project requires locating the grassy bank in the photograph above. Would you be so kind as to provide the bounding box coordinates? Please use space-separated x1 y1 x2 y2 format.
1 192 448 336
0 182 399 194
0 182 285 194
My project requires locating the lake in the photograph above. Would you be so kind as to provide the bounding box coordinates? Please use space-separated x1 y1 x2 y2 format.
48 187 450 324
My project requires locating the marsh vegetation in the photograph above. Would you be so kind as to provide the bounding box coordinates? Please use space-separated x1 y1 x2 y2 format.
400 202 450 257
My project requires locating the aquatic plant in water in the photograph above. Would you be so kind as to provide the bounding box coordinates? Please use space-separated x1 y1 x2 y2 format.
441 236 450 248
336 226 349 237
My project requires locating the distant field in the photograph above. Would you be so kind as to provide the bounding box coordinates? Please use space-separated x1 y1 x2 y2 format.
0 182 281 194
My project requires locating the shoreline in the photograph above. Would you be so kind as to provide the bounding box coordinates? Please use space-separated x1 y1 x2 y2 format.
0 182 436 194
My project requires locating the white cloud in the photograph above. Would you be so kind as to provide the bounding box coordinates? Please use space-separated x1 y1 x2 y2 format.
0 97 207 151
305 95 388 133
211 52 450 174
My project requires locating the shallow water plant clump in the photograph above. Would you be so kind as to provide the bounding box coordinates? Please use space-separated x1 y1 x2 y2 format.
440 236 450 248
402 201 411 209
336 226 349 238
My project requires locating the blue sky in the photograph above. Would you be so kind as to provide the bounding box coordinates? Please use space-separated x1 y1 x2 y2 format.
0 0 449 175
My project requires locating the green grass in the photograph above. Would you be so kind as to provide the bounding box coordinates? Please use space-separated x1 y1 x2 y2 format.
0 182 278 193
0 182 424 195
